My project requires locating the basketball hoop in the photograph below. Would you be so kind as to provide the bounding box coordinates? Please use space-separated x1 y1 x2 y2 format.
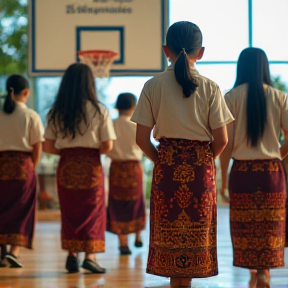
78 50 118 78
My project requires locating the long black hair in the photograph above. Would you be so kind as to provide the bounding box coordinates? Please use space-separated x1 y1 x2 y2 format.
47 63 102 139
234 47 273 147
3 75 29 114
166 21 203 98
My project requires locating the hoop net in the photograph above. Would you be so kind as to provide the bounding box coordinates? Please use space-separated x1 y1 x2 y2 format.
78 50 118 78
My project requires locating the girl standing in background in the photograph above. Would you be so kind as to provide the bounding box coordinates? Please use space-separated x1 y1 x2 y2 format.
43 63 116 274
0 75 44 268
106 93 146 255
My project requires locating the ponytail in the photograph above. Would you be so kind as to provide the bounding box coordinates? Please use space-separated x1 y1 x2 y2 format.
3 89 16 114
165 21 203 98
174 49 198 98
2 75 29 114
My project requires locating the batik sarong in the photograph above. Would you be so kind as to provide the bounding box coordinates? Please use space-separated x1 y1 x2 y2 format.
147 138 218 278
107 160 146 234
57 148 105 253
281 156 288 247
0 151 37 249
229 159 286 268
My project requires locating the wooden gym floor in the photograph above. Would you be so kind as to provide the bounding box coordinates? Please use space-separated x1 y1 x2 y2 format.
0 207 287 288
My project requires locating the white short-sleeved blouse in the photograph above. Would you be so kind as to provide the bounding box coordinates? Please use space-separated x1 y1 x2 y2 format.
131 65 234 141
225 83 288 160
44 101 116 149
0 102 44 152
106 115 143 161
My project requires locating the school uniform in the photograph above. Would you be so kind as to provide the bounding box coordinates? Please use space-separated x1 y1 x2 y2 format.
106 115 145 235
131 65 234 278
44 101 116 253
0 102 44 249
225 83 288 269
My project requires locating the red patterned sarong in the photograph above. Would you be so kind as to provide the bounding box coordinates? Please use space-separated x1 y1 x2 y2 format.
0 151 36 249
107 160 146 234
147 138 218 278
229 159 286 269
281 157 288 247
57 148 105 253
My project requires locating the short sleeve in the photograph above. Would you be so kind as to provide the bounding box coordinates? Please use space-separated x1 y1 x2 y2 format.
29 114 45 145
100 108 117 142
44 120 57 140
209 87 234 130
281 94 288 130
130 86 155 127
224 92 235 117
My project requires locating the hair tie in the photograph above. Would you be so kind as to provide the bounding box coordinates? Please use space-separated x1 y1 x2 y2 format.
8 87 15 99
181 48 187 55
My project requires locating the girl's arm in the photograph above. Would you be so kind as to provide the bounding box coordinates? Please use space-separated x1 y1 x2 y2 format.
100 140 113 154
210 125 228 159
32 142 42 167
43 139 60 155
219 122 234 203
280 128 288 159
136 124 158 163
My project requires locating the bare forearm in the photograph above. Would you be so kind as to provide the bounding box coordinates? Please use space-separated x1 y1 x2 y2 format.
100 140 113 154
138 141 158 163
280 142 288 159
219 144 232 189
32 143 42 167
136 124 158 163
43 139 60 155
210 141 227 159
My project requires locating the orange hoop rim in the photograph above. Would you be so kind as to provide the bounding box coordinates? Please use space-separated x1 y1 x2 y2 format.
78 50 118 58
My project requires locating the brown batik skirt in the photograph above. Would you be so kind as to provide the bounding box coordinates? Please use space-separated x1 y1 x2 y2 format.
0 151 37 249
57 148 105 253
147 138 218 278
229 159 286 269
107 160 146 235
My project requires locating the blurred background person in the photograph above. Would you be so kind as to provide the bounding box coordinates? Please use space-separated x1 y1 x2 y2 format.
0 75 44 268
43 63 116 274
106 93 146 256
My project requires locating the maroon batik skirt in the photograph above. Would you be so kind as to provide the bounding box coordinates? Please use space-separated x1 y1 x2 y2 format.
229 159 286 269
281 157 288 247
107 160 146 235
0 151 37 249
147 138 218 278
57 148 105 253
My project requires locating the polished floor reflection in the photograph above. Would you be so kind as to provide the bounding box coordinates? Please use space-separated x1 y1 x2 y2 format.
0 207 287 288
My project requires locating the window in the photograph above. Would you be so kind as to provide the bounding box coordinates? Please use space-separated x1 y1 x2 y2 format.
35 0 288 119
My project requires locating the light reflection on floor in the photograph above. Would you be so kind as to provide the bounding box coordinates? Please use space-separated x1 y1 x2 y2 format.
0 207 287 288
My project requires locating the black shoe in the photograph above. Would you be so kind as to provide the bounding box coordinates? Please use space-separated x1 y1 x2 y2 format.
65 256 79 273
5 253 23 268
0 245 7 267
119 245 132 255
81 259 106 274
0 261 6 268
0 245 6 258
134 240 143 248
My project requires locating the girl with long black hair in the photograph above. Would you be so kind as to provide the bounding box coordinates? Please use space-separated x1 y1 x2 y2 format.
43 63 116 274
220 47 288 288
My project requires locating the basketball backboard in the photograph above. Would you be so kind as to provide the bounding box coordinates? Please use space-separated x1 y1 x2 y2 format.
29 0 168 76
